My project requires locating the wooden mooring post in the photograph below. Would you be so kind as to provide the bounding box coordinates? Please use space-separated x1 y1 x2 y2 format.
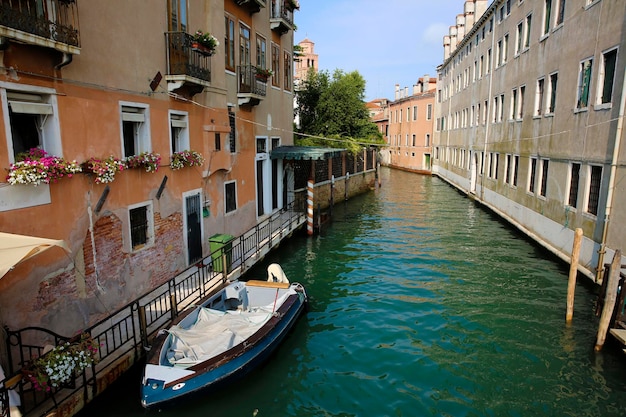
566 228 583 323
595 249 621 352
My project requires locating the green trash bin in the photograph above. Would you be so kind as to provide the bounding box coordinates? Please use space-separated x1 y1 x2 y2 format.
209 234 233 273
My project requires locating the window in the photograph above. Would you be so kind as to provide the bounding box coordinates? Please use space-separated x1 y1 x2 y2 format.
427 104 432 120
518 86 525 119
129 202 154 251
510 88 518 120
525 14 532 48
168 0 187 32
407 107 410 122
425 134 430 147
597 48 617 105
497 39 503 67
543 0 552 35
528 157 537 193
413 106 418 120
412 134 416 147
505 154 512 184
513 155 519 186
567 162 580 207
555 0 566 26
3 86 61 163
215 132 221 151
503 34 509 63
539 158 549 197
256 34 267 69
225 15 235 71
487 48 492 74
586 165 602 215
239 24 251 66
228 106 236 153
283 51 292 91
271 43 280 87
493 153 499 180
535 78 545 116
120 103 150 158
516 21 524 55
576 58 593 109
548 72 558 113
169 111 189 154
493 95 499 123
225 180 237 213
499 94 505 122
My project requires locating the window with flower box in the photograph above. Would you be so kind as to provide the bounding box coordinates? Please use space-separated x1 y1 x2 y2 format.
1 84 62 164
169 111 189 154
120 102 151 158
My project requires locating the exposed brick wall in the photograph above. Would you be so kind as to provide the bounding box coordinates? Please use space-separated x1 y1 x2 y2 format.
33 209 186 324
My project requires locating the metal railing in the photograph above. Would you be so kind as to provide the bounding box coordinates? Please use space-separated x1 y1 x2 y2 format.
0 203 305 417
238 64 268 96
165 31 212 83
0 0 80 47
270 0 295 27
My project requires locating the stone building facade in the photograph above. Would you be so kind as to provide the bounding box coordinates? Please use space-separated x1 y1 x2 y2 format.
433 0 626 280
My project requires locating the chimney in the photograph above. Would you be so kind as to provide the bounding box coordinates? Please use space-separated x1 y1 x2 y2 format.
395 84 400 100
422 75 430 92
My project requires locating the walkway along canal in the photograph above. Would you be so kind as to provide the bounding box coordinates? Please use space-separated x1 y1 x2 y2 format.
77 167 626 417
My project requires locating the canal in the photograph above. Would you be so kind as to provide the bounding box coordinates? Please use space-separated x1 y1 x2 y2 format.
79 168 626 417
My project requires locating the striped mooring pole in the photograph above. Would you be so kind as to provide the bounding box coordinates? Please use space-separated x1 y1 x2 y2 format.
307 179 314 235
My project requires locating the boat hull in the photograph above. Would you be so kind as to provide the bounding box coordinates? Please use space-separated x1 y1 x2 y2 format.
141 286 306 408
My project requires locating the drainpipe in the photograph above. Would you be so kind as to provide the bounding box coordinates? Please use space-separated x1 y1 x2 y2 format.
55 52 73 70
595 67 626 282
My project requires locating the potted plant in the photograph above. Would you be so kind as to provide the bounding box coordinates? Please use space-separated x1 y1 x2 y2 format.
6 148 82 186
191 30 219 56
125 152 161 173
82 156 126 184
255 66 273 81
170 150 205 170
22 333 99 392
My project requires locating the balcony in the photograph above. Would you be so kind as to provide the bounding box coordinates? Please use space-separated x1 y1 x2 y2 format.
270 0 297 35
237 65 267 107
233 0 266 15
165 31 212 97
0 0 80 55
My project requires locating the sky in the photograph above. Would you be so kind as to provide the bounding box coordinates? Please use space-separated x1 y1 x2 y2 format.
294 0 469 101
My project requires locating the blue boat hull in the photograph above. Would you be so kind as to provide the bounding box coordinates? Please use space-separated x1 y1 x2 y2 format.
141 289 306 408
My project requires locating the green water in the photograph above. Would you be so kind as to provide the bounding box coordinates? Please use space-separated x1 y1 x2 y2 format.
80 168 626 417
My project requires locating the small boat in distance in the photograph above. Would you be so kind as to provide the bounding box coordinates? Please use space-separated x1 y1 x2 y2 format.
141 263 307 409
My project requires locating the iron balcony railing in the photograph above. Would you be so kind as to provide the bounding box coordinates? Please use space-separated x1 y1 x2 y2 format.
270 0 294 27
0 0 80 47
0 202 305 417
165 31 211 83
238 64 268 96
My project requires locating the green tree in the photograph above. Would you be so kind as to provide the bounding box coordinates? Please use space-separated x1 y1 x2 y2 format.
295 69 383 152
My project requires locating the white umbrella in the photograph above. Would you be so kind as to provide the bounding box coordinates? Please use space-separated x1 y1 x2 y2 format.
0 232 70 279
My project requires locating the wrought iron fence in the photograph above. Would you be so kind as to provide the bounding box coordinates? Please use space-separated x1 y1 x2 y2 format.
165 31 212 82
238 64 268 96
0 0 80 46
0 203 305 417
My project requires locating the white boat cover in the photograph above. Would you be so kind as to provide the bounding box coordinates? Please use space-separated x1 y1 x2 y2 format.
165 291 291 366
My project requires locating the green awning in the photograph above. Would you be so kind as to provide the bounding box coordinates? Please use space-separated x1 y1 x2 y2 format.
270 146 345 161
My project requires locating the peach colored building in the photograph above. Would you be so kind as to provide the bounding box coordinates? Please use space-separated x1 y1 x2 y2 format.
0 0 298 336
294 37 318 83
367 98 389 142
381 77 436 173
